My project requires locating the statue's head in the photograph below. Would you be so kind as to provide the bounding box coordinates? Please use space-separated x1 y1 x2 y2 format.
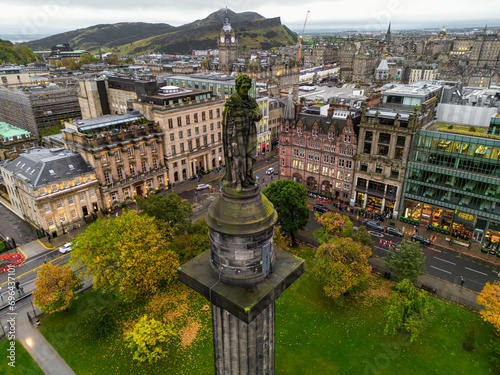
236 75 252 97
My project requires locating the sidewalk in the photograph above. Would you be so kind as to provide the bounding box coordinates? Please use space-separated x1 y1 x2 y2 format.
0 277 93 374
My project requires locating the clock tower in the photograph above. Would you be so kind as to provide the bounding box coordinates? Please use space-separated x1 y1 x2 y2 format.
218 9 238 73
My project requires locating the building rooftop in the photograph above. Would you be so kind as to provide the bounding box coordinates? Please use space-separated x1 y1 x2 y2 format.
1 147 94 188
383 81 442 97
0 122 32 141
159 72 236 84
66 110 145 132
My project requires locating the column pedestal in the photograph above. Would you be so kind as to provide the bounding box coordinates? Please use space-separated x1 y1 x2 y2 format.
213 303 275 374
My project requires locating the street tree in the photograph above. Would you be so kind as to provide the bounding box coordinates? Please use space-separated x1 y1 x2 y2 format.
263 180 309 247
70 210 179 302
384 279 432 342
33 263 82 314
135 193 193 229
126 315 177 363
313 212 353 244
384 240 426 283
352 226 375 250
477 280 500 334
314 237 372 302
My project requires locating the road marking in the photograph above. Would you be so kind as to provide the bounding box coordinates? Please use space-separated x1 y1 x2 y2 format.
16 246 28 262
430 265 452 274
375 246 388 252
37 239 56 250
434 257 456 266
465 267 488 276
369 231 384 238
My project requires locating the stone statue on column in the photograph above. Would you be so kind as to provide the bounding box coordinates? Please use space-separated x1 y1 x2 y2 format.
222 75 262 192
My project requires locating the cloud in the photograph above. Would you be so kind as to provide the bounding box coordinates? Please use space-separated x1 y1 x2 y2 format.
1 0 498 35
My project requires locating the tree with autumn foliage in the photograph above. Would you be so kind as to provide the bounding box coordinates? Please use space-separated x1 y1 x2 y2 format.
33 263 82 314
313 211 354 244
70 210 179 302
477 281 500 334
263 180 309 247
126 315 177 363
314 237 372 302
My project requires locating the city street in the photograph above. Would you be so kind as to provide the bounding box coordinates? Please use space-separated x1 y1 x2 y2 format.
304 210 499 293
0 203 38 246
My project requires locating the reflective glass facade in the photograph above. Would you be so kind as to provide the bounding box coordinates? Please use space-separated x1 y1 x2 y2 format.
401 130 500 245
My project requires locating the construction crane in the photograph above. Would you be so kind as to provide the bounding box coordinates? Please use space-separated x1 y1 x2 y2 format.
297 11 310 62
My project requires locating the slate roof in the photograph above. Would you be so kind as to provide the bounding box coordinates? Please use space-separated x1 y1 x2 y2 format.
296 113 349 136
1 147 94 188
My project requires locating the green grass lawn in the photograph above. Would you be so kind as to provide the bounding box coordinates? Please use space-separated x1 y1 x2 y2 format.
0 340 44 375
40 251 497 374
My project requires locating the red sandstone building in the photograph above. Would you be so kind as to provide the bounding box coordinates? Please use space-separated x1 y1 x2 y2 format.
279 96 361 203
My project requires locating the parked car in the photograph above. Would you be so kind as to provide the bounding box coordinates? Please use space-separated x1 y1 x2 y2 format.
365 220 385 232
386 226 404 237
313 204 329 214
411 234 431 246
196 183 210 190
58 242 72 254
266 167 274 175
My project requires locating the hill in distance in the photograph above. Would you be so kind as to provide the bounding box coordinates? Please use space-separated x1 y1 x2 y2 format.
24 9 298 55
0 40 39 64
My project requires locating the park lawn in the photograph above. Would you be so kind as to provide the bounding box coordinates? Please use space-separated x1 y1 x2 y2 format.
0 340 44 375
40 255 496 374
275 269 496 374
40 288 215 375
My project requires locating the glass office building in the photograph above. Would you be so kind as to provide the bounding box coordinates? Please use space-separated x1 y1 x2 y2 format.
400 126 500 246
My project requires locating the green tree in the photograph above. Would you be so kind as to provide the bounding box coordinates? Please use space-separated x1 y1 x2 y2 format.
168 219 209 264
263 180 309 247
384 279 432 342
384 241 426 283
313 211 353 244
126 315 177 363
33 264 82 314
477 280 500 334
352 226 375 250
314 237 372 302
70 210 179 302
135 193 193 228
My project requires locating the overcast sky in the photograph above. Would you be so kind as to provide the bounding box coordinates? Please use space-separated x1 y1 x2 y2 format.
1 0 498 36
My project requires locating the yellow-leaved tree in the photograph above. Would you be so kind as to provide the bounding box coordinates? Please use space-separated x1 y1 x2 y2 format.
70 210 179 302
33 263 82 314
477 280 500 334
126 315 177 363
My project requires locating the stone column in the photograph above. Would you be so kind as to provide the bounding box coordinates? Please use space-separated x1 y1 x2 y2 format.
212 303 275 375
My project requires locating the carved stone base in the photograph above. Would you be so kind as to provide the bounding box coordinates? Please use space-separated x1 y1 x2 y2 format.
212 302 275 375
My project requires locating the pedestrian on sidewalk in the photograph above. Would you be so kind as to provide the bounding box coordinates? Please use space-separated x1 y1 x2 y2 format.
432 234 436 242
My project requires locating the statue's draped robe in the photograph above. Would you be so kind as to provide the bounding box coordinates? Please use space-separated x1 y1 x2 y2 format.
222 92 262 189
